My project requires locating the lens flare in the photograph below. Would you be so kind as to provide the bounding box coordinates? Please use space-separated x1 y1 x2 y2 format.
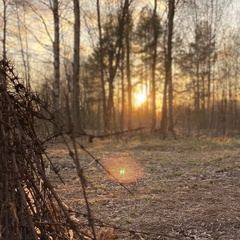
119 168 125 175
101 157 144 183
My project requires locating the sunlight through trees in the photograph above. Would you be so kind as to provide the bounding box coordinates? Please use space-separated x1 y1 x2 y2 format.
0 0 238 137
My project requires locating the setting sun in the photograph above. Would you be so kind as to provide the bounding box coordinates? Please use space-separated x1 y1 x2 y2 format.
134 88 148 107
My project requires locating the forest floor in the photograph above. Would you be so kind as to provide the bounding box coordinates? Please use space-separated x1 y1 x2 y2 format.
46 135 240 240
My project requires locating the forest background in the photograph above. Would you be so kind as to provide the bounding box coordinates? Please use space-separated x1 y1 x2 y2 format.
1 0 240 138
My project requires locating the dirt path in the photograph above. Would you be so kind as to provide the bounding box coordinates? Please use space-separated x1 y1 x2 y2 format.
47 137 240 239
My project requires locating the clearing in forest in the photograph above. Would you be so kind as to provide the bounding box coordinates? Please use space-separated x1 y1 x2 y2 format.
47 136 240 240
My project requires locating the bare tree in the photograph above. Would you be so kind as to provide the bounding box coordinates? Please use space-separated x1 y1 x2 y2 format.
72 0 81 131
151 0 158 131
125 0 133 130
160 0 176 139
16 4 31 89
2 0 7 60
96 0 107 130
24 0 61 131
167 0 175 137
51 0 60 122
98 0 131 130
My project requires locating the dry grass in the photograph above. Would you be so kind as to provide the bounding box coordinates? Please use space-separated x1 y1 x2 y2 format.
47 136 240 239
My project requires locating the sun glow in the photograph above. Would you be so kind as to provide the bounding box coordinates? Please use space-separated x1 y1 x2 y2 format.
134 88 148 107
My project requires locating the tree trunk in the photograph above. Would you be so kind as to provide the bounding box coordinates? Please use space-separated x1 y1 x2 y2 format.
160 46 168 139
126 0 132 130
72 0 81 132
120 54 125 131
96 0 107 130
160 0 175 139
166 0 175 137
52 0 60 133
2 0 7 60
151 0 158 132
16 7 31 90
